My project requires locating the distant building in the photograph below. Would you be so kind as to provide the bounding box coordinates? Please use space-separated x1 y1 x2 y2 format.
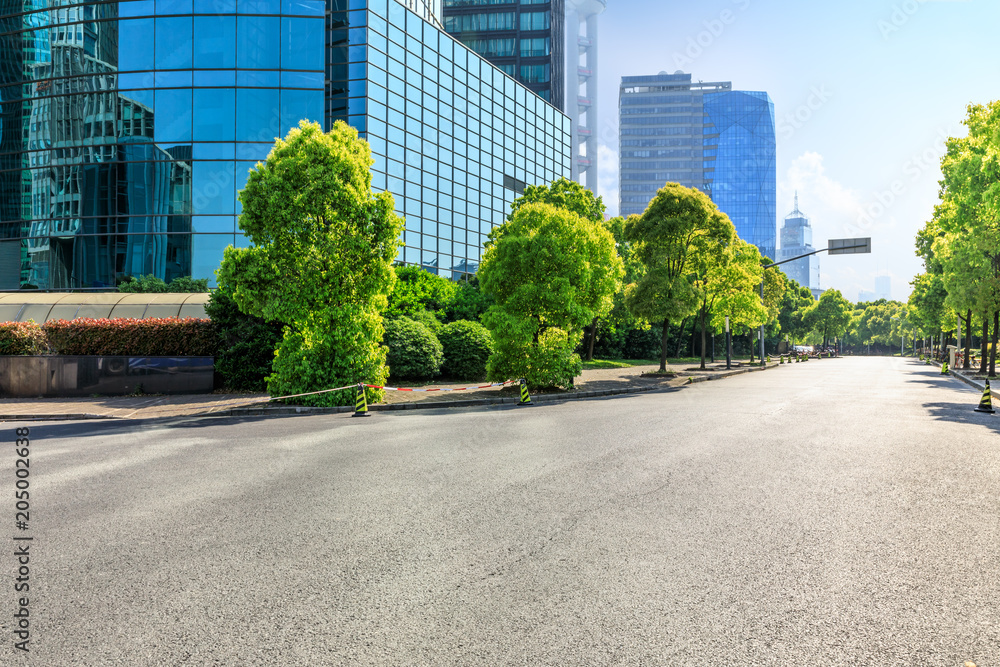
619 71 776 261
442 0 565 110
858 289 875 303
875 275 891 301
777 194 819 292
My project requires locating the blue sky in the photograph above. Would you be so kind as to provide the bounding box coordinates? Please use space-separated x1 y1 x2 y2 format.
595 0 999 303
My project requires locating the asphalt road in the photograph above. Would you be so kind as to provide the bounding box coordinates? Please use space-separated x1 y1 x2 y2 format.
3 357 999 665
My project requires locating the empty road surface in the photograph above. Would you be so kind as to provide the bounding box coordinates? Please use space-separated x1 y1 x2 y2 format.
3 357 998 665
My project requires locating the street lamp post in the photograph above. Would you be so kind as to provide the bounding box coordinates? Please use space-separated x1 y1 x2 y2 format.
759 280 765 366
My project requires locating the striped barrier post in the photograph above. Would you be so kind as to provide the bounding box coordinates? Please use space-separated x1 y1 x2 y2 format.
519 378 533 406
353 383 370 417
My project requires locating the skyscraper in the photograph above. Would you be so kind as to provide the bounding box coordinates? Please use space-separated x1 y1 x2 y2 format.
875 275 891 301
0 0 571 289
442 0 564 110
619 72 776 260
777 194 819 292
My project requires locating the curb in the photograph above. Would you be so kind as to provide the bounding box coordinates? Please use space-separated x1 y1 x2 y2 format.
1 361 787 422
949 368 1000 399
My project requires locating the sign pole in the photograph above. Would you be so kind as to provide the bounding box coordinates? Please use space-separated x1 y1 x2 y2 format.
725 316 732 370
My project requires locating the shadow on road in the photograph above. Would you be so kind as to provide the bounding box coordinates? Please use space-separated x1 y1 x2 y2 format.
6 413 311 440
923 401 1000 435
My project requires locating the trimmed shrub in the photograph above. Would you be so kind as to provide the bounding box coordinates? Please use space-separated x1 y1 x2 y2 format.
384 317 443 381
205 285 284 391
43 318 217 356
118 274 209 293
409 308 443 334
0 322 49 355
439 320 493 380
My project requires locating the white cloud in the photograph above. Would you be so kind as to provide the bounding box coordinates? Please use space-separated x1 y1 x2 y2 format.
778 152 906 302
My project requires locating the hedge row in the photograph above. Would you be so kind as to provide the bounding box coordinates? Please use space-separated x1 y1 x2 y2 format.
0 322 49 355
0 318 217 356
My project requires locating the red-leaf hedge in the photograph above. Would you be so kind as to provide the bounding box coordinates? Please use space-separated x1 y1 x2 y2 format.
0 321 49 355
41 318 217 356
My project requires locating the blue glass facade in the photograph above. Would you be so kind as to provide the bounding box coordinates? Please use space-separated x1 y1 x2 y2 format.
0 0 325 289
619 73 776 262
330 0 571 277
703 90 776 261
0 0 568 289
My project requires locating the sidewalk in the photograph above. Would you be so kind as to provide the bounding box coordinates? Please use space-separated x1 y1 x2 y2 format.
0 359 787 422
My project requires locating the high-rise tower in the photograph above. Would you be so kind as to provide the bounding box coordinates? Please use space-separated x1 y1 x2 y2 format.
442 0 565 109
619 72 775 260
777 193 819 292
566 0 605 191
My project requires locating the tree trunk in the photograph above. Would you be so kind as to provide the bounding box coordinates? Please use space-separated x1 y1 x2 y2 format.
659 317 670 372
674 317 689 359
963 309 972 370
982 316 990 373
749 332 755 364
699 306 708 370
991 311 999 378
585 317 598 361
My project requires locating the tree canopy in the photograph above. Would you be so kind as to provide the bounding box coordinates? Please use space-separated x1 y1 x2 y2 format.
217 120 403 406
479 201 623 388
624 182 735 371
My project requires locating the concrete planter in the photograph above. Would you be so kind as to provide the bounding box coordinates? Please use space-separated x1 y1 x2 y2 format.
0 356 214 397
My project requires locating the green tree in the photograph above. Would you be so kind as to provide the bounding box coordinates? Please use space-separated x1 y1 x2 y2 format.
804 289 852 348
385 264 458 321
624 183 734 371
444 276 494 323
710 240 766 362
507 176 611 360
777 279 815 345
217 120 403 406
479 202 624 389
508 176 606 223
205 284 285 391
932 101 1000 374
691 237 762 369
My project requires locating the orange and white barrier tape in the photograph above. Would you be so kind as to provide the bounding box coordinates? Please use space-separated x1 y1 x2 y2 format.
364 381 515 392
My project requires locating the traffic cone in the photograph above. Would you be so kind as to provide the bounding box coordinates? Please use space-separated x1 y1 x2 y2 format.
795 355 800 363
519 378 533 406
941 361 949 375
974 380 995 414
353 383 370 417
780 355 784 364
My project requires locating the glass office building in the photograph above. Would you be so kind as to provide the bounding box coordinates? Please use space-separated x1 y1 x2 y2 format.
441 0 564 110
619 72 776 261
332 0 571 277
0 1 326 289
703 89 776 261
0 0 569 289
